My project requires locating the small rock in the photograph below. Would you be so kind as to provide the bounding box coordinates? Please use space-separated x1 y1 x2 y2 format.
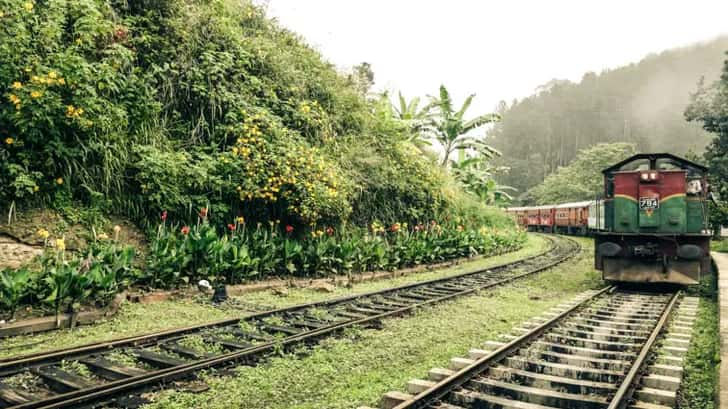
197 279 213 293
272 287 289 297
310 282 336 293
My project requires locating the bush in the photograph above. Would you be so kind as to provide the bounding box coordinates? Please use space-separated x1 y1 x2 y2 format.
143 210 527 288
0 0 497 233
0 231 137 323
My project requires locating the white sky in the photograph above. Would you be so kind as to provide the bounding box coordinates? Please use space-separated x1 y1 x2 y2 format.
262 0 728 115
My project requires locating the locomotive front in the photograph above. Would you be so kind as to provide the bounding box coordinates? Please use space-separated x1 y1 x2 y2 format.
595 153 711 284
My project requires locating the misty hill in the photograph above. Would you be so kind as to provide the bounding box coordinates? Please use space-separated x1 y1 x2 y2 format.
488 36 728 196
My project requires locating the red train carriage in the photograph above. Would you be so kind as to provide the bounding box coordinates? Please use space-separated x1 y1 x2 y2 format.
505 207 530 229
554 201 591 234
514 207 528 227
537 205 555 232
526 208 540 230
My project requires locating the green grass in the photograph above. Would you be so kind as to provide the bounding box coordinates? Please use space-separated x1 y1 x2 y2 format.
0 234 549 358
143 236 601 409
680 274 720 408
711 239 728 253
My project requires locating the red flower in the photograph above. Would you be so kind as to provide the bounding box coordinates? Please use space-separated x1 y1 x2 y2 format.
181 225 190 235
325 226 334 236
285 225 294 234
389 223 400 233
161 210 168 221
227 223 236 231
198 207 208 218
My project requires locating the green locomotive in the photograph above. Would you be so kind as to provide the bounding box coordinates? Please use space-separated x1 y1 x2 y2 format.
595 153 711 284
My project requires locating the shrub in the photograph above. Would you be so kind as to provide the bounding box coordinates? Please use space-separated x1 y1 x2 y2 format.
0 0 499 233
143 210 527 288
0 232 137 324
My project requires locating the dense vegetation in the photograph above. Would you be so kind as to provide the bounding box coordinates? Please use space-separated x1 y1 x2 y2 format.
489 37 728 195
0 0 470 229
685 51 728 228
0 0 521 319
525 143 636 204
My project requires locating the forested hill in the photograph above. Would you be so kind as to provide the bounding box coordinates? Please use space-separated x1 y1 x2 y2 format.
488 36 728 195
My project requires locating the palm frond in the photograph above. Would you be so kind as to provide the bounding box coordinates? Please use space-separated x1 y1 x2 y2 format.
462 113 500 133
455 94 475 122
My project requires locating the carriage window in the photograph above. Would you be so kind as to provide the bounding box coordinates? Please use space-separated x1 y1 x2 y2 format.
656 159 682 170
618 159 650 172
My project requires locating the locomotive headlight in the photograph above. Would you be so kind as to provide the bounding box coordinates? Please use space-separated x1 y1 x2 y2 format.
640 173 649 181
649 172 658 180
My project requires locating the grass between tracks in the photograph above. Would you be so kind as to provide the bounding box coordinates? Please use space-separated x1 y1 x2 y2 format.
711 239 728 253
0 234 550 358
143 236 602 409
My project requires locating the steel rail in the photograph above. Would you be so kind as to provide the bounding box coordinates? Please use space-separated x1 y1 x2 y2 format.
391 285 616 409
0 235 565 371
607 289 681 409
4 237 580 409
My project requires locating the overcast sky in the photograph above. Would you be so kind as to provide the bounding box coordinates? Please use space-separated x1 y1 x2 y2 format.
262 0 728 115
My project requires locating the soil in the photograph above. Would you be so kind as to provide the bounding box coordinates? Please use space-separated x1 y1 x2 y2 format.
0 208 148 269
0 235 42 269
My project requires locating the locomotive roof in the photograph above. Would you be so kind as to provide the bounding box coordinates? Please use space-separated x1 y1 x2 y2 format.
602 153 708 174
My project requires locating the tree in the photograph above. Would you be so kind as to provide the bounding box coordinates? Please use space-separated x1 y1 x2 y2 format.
451 158 515 205
488 37 728 194
685 55 728 230
427 85 500 166
449 140 514 205
392 92 433 150
526 143 637 204
349 62 375 95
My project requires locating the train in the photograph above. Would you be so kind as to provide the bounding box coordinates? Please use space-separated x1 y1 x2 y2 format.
506 153 711 285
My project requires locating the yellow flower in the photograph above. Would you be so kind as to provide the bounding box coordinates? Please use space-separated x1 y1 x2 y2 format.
236 216 245 224
55 238 65 251
97 233 109 240
8 94 20 104
33 185 39 192
55 177 64 185
30 91 41 99
23 2 33 12
48 71 57 79
4 137 13 145
37 229 50 239
11 82 22 89
57 78 66 85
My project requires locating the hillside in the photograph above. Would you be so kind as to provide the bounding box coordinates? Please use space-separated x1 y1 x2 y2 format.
488 37 728 195
0 0 472 229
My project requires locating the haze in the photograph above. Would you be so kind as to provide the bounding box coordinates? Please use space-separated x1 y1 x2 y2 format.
264 0 728 114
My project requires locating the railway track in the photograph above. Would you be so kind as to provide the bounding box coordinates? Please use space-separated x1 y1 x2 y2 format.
375 286 699 409
0 236 579 409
